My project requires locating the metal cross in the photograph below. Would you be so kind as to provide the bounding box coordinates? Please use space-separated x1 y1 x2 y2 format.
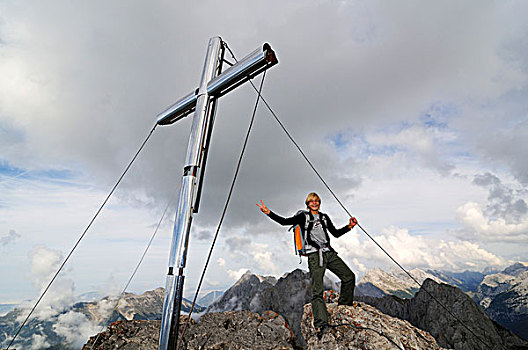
155 36 278 350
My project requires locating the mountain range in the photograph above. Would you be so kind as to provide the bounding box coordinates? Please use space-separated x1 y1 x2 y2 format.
206 266 528 349
2 262 526 348
355 262 528 340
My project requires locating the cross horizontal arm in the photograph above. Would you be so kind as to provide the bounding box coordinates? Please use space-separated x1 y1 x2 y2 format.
157 43 278 126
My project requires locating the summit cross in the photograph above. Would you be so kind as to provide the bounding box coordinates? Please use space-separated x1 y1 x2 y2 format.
155 36 278 350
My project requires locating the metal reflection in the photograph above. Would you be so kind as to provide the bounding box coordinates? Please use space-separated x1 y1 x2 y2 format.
156 43 277 126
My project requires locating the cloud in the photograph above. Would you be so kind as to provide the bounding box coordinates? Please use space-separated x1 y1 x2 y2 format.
1 0 525 228
53 310 99 348
225 236 251 252
223 234 282 275
29 333 50 350
344 121 456 176
1 1 528 308
456 202 528 243
227 268 250 281
0 229 20 246
205 278 220 287
473 172 527 222
334 226 506 272
452 173 528 242
19 246 76 321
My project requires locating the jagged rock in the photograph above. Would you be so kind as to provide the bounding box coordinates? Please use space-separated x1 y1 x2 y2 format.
182 310 295 349
407 279 528 350
474 263 528 340
426 270 486 293
83 319 163 349
301 302 447 349
206 271 278 313
486 271 528 340
206 269 336 347
360 278 528 350
83 312 295 350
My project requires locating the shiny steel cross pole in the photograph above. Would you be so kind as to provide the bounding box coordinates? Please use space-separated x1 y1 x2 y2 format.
157 37 277 350
158 36 222 350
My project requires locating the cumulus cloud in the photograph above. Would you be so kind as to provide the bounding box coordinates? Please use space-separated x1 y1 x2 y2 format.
2 0 528 308
456 202 528 242
14 245 114 347
452 173 528 242
473 172 527 222
361 123 456 176
53 311 99 348
334 226 505 272
223 235 281 275
18 246 76 321
227 268 250 281
0 229 20 246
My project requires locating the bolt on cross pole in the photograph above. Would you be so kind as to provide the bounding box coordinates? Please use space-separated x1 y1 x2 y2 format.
156 36 278 350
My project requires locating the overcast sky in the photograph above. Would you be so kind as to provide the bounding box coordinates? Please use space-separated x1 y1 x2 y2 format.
1 1 527 308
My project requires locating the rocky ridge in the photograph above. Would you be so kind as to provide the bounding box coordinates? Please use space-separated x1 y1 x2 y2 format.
206 269 337 347
83 312 296 350
474 262 528 340
301 302 447 349
360 278 528 349
84 303 447 349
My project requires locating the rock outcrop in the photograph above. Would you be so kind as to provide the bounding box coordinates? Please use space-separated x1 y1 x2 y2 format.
83 319 162 349
474 262 528 340
360 278 528 349
84 304 448 350
301 302 447 349
83 312 296 349
206 269 336 347
182 311 295 349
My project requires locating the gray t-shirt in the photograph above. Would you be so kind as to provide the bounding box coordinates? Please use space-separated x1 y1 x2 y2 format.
310 214 330 251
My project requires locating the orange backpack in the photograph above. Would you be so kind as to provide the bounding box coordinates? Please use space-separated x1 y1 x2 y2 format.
289 210 310 261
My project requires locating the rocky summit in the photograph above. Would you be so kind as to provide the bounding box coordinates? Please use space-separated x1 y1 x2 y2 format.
83 312 296 349
84 303 448 349
301 302 447 350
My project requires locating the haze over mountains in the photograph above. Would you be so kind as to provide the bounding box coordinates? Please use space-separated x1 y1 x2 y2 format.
1 262 526 349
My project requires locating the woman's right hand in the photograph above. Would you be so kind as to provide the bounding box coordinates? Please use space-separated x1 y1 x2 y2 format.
256 199 270 215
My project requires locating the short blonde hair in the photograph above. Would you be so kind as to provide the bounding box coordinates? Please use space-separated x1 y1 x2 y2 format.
305 192 321 208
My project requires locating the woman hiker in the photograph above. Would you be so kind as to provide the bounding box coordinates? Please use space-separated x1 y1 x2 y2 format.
256 192 358 338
